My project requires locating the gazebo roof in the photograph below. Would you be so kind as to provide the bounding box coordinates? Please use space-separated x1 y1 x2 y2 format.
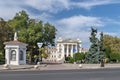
4 40 28 46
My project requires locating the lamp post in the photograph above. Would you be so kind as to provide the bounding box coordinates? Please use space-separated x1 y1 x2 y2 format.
37 42 43 64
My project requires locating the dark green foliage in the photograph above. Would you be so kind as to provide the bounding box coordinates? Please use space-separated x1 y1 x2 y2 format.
42 23 57 46
110 53 120 62
8 10 29 31
85 27 100 63
65 56 74 63
85 28 105 63
99 32 105 61
0 54 5 64
103 35 120 53
103 34 120 62
7 11 57 48
0 18 13 54
74 52 85 62
104 46 111 59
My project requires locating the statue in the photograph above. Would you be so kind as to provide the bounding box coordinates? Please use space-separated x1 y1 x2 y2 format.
14 32 18 41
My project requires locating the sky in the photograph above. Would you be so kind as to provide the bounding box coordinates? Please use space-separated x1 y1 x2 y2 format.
0 0 120 48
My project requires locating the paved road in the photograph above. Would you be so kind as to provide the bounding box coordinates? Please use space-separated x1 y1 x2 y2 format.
0 68 120 80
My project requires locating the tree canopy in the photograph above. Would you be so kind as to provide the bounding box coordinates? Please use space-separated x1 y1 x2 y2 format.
103 35 120 53
0 10 57 55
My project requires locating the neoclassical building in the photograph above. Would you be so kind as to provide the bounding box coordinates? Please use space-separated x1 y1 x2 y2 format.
46 37 82 62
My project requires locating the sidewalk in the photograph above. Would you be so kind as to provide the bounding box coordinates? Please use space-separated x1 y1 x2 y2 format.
0 63 120 71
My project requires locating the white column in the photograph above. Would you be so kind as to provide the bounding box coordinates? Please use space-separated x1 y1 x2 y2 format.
24 48 27 64
79 43 82 53
5 48 10 65
66 44 69 57
71 45 73 57
17 48 19 65
75 44 77 53
62 44 64 59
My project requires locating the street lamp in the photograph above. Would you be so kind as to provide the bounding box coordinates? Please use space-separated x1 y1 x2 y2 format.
37 42 43 64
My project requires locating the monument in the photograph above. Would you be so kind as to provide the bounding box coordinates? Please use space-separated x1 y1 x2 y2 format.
4 32 28 65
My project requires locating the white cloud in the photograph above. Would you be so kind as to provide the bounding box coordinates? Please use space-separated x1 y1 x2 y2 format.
56 27 90 48
104 18 120 25
55 15 105 48
0 0 25 20
29 12 53 23
25 0 120 12
57 15 104 29
25 0 70 13
71 0 120 10
0 0 120 20
104 32 118 36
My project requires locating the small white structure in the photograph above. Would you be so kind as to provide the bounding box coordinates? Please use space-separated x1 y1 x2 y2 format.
4 32 28 65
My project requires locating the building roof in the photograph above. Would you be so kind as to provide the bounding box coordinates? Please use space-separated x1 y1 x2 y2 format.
4 40 28 46
57 37 81 43
45 46 57 51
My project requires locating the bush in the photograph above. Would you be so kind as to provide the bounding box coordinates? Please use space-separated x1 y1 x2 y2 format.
65 56 74 63
110 53 120 63
74 52 85 62
0 54 5 64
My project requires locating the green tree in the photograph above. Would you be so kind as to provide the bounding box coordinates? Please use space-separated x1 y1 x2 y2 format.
0 18 13 52
41 48 48 59
0 18 13 62
104 46 111 60
99 32 105 61
85 27 99 63
74 52 85 62
42 23 57 46
110 53 120 62
6 10 57 63
65 56 74 63
103 35 120 53
103 34 120 63
8 10 29 31
8 11 57 49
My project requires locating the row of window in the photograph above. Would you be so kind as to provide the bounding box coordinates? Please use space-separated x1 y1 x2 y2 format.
51 54 61 58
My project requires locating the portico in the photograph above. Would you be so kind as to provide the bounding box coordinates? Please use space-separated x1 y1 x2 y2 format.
64 43 78 57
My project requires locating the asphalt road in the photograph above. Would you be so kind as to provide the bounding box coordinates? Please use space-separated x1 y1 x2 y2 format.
0 68 120 80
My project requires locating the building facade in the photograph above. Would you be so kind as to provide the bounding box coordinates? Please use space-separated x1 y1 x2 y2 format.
47 37 82 63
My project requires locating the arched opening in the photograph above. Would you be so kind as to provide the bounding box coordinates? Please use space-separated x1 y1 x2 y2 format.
10 50 16 61
19 50 24 60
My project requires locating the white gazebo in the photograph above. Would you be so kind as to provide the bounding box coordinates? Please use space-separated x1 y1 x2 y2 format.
4 32 28 65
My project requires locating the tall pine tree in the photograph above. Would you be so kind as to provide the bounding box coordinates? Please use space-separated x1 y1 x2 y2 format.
99 32 105 64
85 27 99 63
85 28 105 64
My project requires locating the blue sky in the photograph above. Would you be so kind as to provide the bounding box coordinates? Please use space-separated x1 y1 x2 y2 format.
0 0 120 48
